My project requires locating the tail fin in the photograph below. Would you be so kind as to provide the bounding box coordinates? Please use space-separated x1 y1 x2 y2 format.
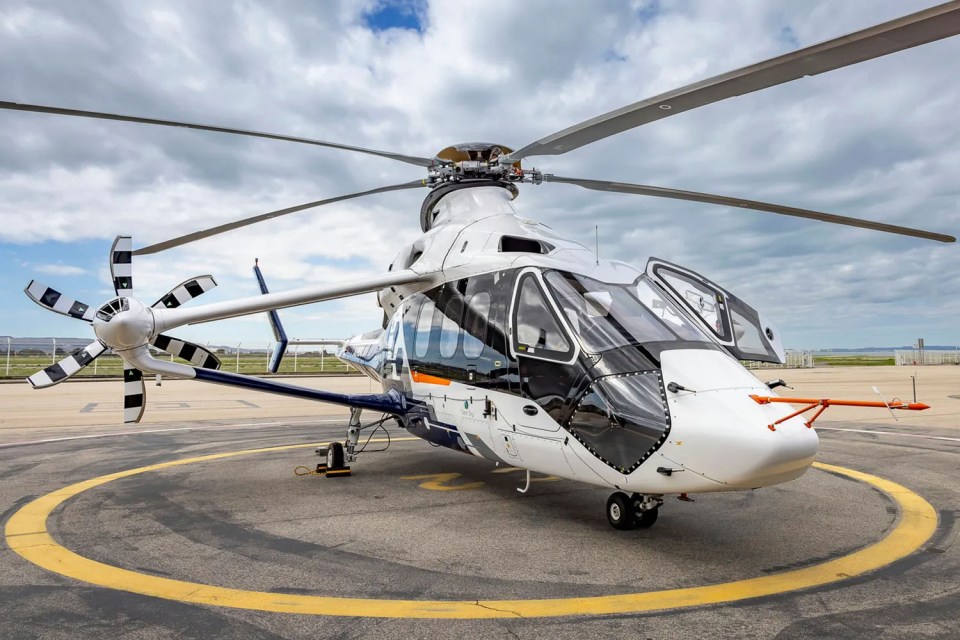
254 259 288 374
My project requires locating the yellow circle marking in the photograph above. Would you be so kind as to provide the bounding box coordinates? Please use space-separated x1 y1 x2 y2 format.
4 443 938 619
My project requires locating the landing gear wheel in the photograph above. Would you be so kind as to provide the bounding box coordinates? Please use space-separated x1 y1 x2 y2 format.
635 506 659 529
606 492 636 530
326 442 345 470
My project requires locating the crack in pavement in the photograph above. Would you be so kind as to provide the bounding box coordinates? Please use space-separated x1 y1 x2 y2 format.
468 599 524 618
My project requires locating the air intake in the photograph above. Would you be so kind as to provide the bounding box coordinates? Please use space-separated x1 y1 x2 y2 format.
499 236 552 254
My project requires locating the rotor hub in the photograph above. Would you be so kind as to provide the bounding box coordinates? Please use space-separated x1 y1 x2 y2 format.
428 142 539 187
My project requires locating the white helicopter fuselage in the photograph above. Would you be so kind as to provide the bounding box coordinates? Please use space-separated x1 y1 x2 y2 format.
339 185 819 496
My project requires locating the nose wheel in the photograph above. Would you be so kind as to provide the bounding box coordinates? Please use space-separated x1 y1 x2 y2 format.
606 492 662 530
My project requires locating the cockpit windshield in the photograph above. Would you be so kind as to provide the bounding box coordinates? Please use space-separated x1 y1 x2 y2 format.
544 271 711 354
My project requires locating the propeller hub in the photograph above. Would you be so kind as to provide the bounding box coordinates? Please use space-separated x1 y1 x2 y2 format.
92 297 155 351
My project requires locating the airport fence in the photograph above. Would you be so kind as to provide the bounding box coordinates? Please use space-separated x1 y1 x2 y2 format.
0 337 357 379
895 350 960 366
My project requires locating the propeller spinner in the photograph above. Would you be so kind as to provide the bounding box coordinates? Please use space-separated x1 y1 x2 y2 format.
23 236 221 422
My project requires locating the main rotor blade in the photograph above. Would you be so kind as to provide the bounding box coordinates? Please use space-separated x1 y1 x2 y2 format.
543 175 957 243
506 2 960 161
134 180 427 255
0 100 440 168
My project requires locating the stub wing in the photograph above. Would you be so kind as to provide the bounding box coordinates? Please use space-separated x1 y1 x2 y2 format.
121 344 406 416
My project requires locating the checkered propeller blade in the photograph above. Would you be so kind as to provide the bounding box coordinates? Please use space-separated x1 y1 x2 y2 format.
23 280 96 321
151 275 217 309
110 235 133 297
150 334 221 370
123 364 145 424
26 341 107 389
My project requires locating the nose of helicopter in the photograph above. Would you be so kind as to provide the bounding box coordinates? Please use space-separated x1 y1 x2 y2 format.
662 397 820 489
659 350 820 489
720 420 820 488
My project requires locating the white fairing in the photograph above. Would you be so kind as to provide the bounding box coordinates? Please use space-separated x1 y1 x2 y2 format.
656 350 818 489
402 356 817 494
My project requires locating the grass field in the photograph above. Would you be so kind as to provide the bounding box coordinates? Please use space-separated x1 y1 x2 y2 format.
813 355 895 367
2 350 902 381
0 352 357 380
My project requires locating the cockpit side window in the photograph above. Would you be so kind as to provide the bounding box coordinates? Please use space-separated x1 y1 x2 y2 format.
512 273 574 361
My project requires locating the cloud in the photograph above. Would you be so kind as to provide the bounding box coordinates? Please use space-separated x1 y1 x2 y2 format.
26 262 90 276
0 0 957 349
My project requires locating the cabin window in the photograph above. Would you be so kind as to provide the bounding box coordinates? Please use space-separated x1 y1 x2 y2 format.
463 292 490 359
385 311 400 350
415 299 435 358
439 298 462 359
512 273 572 360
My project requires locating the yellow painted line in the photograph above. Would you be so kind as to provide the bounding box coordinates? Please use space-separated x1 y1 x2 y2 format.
4 448 938 619
401 472 485 491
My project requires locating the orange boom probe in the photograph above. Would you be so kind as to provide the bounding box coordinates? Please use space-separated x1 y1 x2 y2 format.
749 395 930 431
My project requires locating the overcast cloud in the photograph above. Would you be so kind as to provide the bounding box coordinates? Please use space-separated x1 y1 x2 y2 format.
0 0 957 350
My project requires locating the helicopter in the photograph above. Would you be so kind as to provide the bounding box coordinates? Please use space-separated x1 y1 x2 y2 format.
8 2 956 529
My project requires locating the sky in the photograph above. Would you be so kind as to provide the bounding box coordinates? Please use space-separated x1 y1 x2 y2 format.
0 0 957 351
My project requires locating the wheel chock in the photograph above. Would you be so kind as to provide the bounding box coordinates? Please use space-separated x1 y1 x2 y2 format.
325 467 352 478
315 463 328 474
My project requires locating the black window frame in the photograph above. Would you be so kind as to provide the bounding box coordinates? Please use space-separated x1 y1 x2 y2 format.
510 271 577 363
652 264 733 342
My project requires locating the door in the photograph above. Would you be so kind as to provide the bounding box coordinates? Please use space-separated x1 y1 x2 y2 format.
646 257 785 364
508 268 581 431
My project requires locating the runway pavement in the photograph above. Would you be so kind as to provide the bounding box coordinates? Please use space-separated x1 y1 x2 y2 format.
0 372 958 638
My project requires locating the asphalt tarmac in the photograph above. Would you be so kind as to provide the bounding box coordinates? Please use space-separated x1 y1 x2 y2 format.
1 380 959 638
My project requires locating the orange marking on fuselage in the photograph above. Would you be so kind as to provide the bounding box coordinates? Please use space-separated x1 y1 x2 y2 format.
411 370 451 386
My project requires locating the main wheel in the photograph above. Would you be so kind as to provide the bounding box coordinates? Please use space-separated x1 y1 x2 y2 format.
326 442 345 470
635 506 659 529
606 492 636 530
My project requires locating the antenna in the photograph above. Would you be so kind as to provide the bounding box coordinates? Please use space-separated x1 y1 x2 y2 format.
595 225 599 264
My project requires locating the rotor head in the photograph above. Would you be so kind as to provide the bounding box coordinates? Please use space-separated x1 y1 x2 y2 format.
428 142 532 186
